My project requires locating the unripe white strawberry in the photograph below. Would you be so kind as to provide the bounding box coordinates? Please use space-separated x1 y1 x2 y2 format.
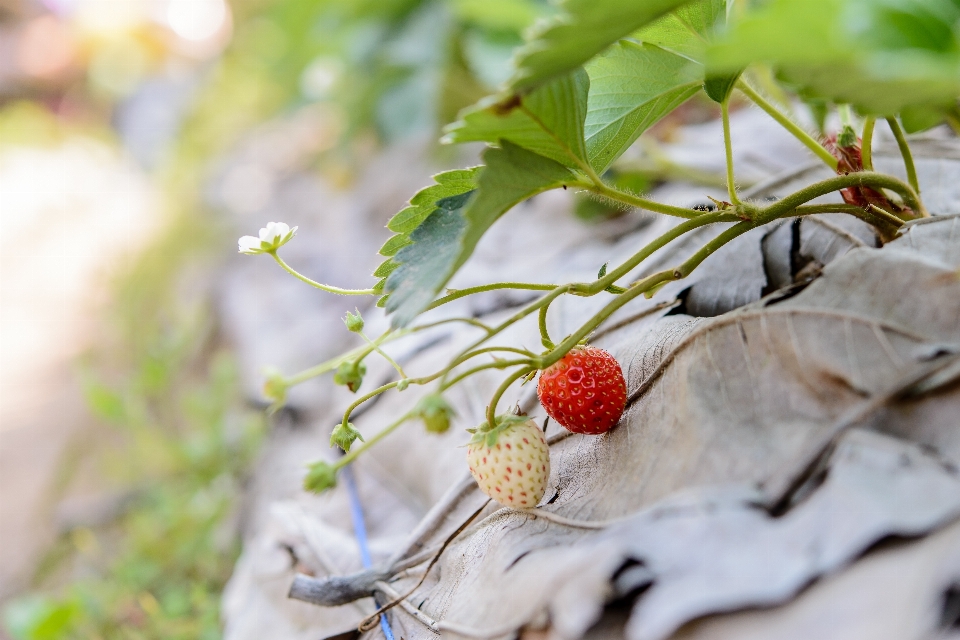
466 417 550 508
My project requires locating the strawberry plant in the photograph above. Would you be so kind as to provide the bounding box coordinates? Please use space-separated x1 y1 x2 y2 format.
238 0 956 506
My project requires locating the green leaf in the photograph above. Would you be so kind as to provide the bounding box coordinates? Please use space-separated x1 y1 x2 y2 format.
508 0 694 91
900 104 953 133
384 142 573 326
585 41 702 172
374 168 480 300
442 69 590 168
703 70 742 103
387 169 479 233
707 0 960 115
636 0 727 59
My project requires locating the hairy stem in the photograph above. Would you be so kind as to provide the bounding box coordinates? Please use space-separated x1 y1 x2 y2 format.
271 252 376 295
885 117 921 197
575 178 703 219
736 80 839 171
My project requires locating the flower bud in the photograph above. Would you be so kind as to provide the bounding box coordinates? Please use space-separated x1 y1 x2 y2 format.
304 461 338 493
262 367 287 406
333 360 366 392
838 125 857 149
415 394 455 434
343 309 364 333
330 421 364 452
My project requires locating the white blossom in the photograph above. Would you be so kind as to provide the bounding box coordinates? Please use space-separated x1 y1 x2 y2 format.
238 221 298 254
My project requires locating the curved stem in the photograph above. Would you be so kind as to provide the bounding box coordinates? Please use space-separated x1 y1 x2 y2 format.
271 252 376 295
283 316 496 389
861 116 876 171
759 172 926 221
451 346 537 366
413 316 494 333
341 380 402 427
457 286 572 360
579 212 741 294
538 305 554 349
426 282 558 311
485 366 536 427
674 221 756 277
541 222 758 368
721 99 741 204
736 80 839 172
334 412 413 469
440 358 534 391
885 116 921 197
575 178 702 219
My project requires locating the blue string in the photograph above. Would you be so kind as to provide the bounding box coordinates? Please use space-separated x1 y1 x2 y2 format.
341 464 396 640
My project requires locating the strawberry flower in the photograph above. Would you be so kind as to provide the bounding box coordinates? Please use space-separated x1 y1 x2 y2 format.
238 221 298 255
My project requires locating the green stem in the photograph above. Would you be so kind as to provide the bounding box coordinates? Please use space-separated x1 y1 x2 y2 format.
721 99 741 204
674 221 757 277
414 316 494 333
459 286 572 359
426 282 558 311
861 116 876 171
485 366 536 427
759 171 926 221
539 221 758 369
736 80 839 172
576 178 702 219
885 117 920 197
791 203 900 233
283 315 496 389
451 346 537 366
359 330 407 378
441 358 534 391
538 305 554 349
838 104 854 128
333 412 413 469
271 252 376 295
867 204 911 230
341 380 402 427
576 212 741 295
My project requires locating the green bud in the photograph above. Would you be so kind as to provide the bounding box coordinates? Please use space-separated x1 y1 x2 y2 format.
344 309 364 333
262 367 288 406
330 421 364 452
838 125 857 148
397 378 410 391
333 360 366 392
415 394 456 434
304 461 338 493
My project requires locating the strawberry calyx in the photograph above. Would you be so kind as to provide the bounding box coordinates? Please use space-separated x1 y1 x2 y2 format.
823 133 914 221
471 413 530 448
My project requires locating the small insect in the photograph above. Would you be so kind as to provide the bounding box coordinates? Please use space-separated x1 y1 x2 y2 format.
692 203 716 212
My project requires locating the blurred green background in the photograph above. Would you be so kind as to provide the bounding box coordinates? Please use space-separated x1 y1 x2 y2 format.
0 0 548 637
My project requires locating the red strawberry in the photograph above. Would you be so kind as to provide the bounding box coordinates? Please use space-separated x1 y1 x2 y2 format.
467 417 550 508
537 346 627 434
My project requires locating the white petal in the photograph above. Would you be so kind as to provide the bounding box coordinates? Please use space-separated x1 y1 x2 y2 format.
238 236 262 253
